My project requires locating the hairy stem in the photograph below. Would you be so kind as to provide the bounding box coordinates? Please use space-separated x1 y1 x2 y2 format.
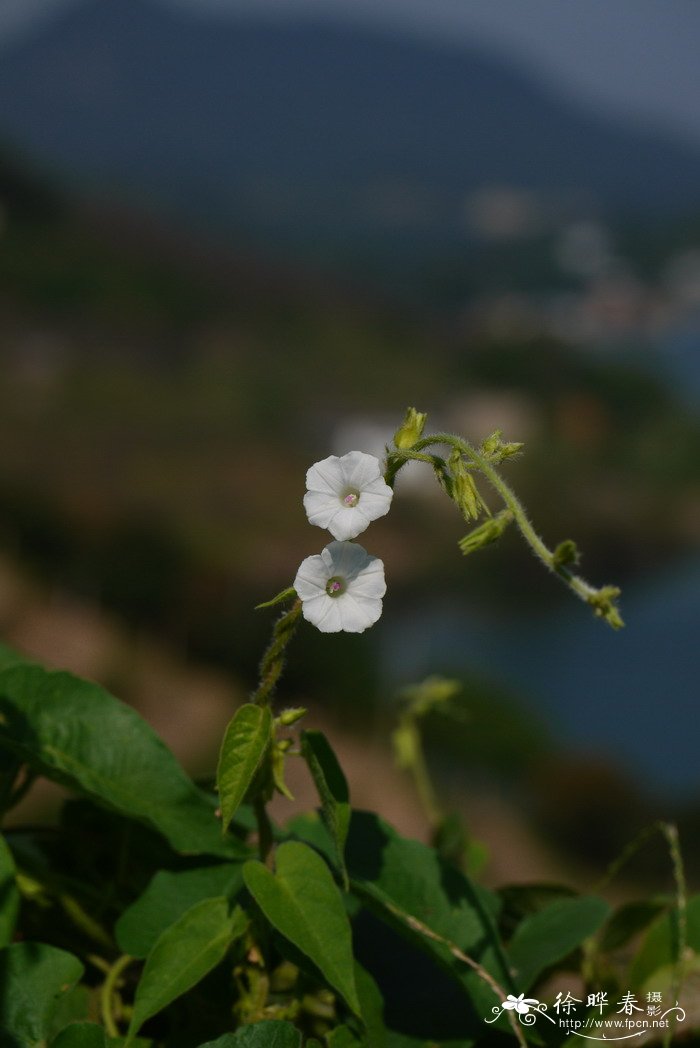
379 899 526 1048
388 434 623 627
252 600 302 708
593 820 687 1048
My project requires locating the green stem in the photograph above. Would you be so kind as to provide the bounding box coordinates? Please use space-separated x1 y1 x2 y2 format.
377 898 527 1048
253 794 274 866
664 823 687 1046
400 716 443 829
592 820 687 1048
389 435 623 627
100 953 134 1038
252 600 302 708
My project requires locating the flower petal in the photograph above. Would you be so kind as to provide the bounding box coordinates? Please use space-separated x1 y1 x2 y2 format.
348 563 387 599
305 456 345 496
336 592 381 632
299 594 343 632
303 490 342 530
324 539 370 579
340 450 385 489
326 509 369 541
341 592 383 631
293 554 329 599
354 489 392 521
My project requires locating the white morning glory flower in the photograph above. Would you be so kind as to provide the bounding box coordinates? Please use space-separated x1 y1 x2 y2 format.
303 451 393 541
293 540 386 633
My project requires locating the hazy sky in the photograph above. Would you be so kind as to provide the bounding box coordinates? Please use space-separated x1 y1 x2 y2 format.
2 0 700 146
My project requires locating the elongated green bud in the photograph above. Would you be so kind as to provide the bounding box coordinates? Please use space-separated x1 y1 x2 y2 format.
449 449 485 521
459 509 513 555
394 406 428 449
276 706 307 727
481 429 523 463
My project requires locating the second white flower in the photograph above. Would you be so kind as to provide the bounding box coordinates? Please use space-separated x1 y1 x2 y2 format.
293 540 387 633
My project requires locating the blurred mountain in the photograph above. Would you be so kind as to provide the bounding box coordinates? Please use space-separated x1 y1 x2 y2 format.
1 0 700 289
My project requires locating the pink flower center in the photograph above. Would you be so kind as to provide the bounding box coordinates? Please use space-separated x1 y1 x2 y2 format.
325 575 347 597
342 489 360 507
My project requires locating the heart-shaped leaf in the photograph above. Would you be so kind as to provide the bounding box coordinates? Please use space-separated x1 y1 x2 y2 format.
243 841 360 1015
116 863 244 957
127 898 247 1041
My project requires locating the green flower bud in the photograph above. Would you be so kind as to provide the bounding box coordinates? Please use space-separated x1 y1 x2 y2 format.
449 450 485 521
552 539 580 568
458 509 513 555
276 706 307 727
481 429 523 463
272 739 294 799
588 586 624 629
394 406 428 449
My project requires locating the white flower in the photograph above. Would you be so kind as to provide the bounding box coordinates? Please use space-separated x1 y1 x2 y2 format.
293 541 386 633
303 451 393 541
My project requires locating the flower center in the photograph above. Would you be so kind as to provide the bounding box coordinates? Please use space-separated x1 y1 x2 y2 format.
341 488 360 508
325 576 347 597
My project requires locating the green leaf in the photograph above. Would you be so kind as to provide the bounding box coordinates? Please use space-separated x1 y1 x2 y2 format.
599 898 668 954
243 841 360 1015
629 893 700 988
285 812 336 867
0 941 84 1048
48 984 92 1040
196 1022 302 1047
116 863 244 958
0 664 245 857
51 1023 107 1048
346 812 511 1017
217 704 273 832
508 895 611 991
301 730 350 887
354 961 386 1048
255 587 297 610
127 898 247 1041
0 833 19 946
327 1028 363 1048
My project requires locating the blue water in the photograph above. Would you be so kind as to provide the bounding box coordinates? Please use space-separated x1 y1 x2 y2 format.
383 558 700 796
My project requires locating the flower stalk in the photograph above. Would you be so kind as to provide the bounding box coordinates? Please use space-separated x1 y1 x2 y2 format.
386 427 624 629
252 600 302 708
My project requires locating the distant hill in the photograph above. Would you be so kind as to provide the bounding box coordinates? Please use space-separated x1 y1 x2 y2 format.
2 0 700 292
